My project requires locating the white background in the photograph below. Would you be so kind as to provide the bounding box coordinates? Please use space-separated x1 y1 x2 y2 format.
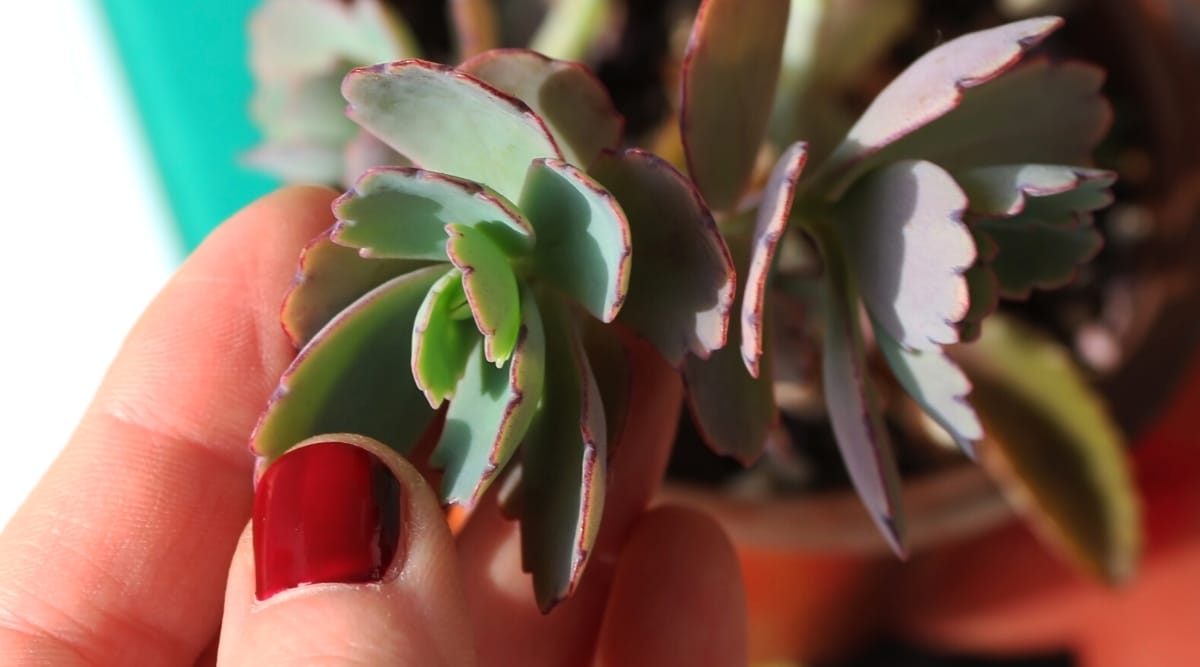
0 0 177 529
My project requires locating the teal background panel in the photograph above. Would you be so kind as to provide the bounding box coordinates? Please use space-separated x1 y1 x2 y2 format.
98 0 280 252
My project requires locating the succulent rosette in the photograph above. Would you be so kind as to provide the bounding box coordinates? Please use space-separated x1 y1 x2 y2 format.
677 1 1131 575
251 49 735 610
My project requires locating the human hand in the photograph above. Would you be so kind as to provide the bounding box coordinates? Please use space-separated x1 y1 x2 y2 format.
0 187 748 666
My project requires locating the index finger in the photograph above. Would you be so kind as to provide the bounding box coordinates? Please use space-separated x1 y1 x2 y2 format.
0 187 335 665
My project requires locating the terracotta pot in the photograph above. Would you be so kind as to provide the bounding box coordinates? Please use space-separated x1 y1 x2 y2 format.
659 463 1014 663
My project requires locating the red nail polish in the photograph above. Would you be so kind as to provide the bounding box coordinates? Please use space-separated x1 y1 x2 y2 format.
254 441 402 600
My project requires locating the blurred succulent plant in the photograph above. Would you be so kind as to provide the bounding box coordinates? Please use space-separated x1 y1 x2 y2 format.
247 0 1140 610
246 0 418 184
247 0 617 187
678 1 1135 579
251 50 733 610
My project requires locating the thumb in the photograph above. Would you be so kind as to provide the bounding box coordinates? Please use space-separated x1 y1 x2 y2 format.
217 435 475 666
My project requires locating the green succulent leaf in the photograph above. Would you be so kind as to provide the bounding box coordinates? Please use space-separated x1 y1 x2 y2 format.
460 49 622 169
590 149 735 366
874 325 982 456
818 16 1063 190
834 160 974 351
820 233 907 555
956 164 1116 219
282 230 432 347
343 59 563 202
683 232 775 464
1016 174 1116 224
432 287 545 507
580 319 632 455
446 223 523 365
681 0 791 210
856 60 1111 180
520 158 631 323
977 218 1102 299
684 335 776 465
957 258 999 343
742 142 808 377
519 294 607 612
249 0 417 81
954 316 1139 584
333 167 534 260
253 264 447 460
411 268 477 407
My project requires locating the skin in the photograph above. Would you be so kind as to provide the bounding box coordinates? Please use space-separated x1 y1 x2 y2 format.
0 187 749 666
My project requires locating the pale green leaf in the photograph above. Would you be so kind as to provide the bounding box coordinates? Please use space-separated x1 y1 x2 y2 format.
433 288 545 506
459 49 622 169
977 219 1102 299
411 268 477 407
590 149 734 365
252 265 446 460
446 223 523 365
519 294 607 612
344 60 563 202
333 167 534 260
282 229 432 347
520 158 631 322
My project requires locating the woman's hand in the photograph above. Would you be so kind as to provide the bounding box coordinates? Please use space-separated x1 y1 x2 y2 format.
0 187 748 666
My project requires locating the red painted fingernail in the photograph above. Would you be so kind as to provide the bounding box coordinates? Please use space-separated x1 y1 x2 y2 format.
254 441 402 600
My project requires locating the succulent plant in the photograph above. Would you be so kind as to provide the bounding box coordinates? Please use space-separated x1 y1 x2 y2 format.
251 50 733 611
247 0 619 187
677 2 1135 578
246 0 1141 611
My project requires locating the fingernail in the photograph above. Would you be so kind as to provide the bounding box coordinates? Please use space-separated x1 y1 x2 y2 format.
254 440 403 600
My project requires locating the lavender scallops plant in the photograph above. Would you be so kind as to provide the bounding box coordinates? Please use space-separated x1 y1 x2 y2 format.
246 0 1140 611
250 50 735 611
678 2 1135 580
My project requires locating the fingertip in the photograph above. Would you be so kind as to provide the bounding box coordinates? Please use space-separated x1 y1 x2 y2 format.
220 435 474 666
595 505 748 667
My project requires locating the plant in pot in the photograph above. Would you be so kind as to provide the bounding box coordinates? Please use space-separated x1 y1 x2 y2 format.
644 2 1146 662
876 1 1200 665
242 0 1187 664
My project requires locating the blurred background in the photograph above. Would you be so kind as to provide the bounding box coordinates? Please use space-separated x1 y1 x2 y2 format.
0 0 272 529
